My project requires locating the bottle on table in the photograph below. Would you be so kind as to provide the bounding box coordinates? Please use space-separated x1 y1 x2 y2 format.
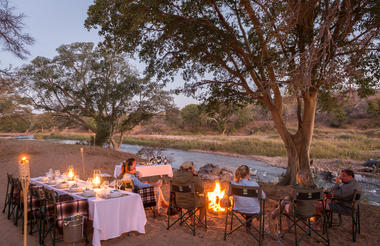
163 156 168 164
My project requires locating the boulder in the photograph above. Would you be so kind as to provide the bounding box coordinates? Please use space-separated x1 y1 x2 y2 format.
198 163 233 182
363 159 380 168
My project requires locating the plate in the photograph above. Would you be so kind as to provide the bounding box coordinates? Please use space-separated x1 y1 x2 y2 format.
79 192 96 197
108 192 122 198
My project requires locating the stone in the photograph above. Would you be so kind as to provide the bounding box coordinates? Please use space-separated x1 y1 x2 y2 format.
363 159 380 168
198 163 233 182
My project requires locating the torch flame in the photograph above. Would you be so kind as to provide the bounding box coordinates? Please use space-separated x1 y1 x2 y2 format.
207 181 226 212
21 156 28 162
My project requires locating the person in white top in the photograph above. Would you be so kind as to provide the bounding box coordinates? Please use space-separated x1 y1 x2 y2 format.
231 165 266 214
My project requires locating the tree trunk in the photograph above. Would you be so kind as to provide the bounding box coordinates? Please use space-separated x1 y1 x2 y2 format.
269 91 317 186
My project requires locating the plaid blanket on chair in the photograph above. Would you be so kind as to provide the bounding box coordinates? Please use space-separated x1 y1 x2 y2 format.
56 199 89 230
136 187 156 208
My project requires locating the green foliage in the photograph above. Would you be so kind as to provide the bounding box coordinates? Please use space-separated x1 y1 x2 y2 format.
19 42 174 147
367 97 380 123
181 104 202 131
328 107 347 128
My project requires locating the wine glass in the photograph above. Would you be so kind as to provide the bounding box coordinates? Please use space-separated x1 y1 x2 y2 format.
117 180 123 190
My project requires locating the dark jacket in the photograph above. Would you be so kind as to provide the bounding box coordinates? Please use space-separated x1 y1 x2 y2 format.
172 170 204 209
331 179 360 207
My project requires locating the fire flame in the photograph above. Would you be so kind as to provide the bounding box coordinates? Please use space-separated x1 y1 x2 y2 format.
207 181 226 212
20 156 28 163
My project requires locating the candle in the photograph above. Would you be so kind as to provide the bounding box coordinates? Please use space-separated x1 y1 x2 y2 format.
67 166 74 180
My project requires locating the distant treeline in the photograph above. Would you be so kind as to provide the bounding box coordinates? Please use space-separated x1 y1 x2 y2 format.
1 94 379 134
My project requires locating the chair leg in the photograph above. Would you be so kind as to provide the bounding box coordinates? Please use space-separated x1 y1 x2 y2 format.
192 210 196 236
224 209 229 240
357 207 360 234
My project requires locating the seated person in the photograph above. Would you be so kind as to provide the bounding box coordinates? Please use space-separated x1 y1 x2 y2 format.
325 169 360 215
231 165 266 214
172 161 205 222
118 158 168 214
272 170 318 219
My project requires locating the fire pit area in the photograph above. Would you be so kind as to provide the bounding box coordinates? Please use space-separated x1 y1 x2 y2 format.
206 180 231 213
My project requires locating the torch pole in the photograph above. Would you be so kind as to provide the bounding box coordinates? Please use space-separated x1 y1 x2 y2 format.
80 147 85 178
19 156 30 246
21 178 29 246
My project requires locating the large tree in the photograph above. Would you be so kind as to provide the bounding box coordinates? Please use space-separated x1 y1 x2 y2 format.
86 0 379 185
19 42 173 148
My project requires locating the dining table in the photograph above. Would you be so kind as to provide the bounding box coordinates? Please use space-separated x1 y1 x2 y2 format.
31 177 147 246
113 163 173 178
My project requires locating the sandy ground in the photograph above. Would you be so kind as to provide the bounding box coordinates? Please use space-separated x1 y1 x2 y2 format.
0 139 379 246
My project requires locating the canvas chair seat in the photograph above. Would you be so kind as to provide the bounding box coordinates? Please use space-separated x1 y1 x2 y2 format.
327 189 361 242
167 181 207 236
224 183 265 246
279 189 329 246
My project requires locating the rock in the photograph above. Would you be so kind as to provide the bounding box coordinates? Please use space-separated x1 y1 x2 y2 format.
319 170 334 181
198 164 233 182
363 159 380 168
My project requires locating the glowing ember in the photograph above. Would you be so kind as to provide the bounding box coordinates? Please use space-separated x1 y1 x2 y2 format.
207 181 226 212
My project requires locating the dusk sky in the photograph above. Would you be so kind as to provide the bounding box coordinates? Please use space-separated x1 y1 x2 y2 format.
0 0 198 108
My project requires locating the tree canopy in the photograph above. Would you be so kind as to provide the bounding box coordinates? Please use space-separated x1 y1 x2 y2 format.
19 42 174 147
86 0 380 184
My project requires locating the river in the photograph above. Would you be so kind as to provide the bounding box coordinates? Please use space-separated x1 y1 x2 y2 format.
26 138 380 206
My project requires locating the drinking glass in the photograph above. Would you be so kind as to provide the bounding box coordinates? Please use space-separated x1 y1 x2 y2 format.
117 180 123 190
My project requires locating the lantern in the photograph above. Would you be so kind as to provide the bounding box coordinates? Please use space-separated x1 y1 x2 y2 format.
92 169 101 188
67 166 75 181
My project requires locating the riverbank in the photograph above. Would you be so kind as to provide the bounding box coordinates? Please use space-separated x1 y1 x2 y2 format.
1 139 379 245
29 132 380 178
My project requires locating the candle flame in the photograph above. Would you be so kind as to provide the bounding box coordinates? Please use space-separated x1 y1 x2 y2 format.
68 169 74 179
93 175 101 186
20 156 28 162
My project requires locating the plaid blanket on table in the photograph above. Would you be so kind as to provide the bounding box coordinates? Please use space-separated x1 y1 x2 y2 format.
56 199 89 230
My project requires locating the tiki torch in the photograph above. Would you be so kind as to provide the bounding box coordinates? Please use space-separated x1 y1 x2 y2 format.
19 155 30 246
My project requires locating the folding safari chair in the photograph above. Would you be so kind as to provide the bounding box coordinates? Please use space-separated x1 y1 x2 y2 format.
223 184 265 246
280 190 329 246
120 180 158 217
2 173 13 218
167 181 207 236
326 190 361 242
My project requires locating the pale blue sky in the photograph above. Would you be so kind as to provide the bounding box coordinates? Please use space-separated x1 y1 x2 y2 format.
0 0 197 108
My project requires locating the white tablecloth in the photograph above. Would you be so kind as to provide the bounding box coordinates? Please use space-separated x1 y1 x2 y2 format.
113 164 173 178
31 178 147 246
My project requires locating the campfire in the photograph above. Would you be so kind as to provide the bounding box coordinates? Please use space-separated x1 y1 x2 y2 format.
207 181 227 212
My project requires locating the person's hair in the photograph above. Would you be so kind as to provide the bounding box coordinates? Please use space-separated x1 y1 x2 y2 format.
126 158 136 173
342 169 355 178
234 165 250 182
296 170 309 185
